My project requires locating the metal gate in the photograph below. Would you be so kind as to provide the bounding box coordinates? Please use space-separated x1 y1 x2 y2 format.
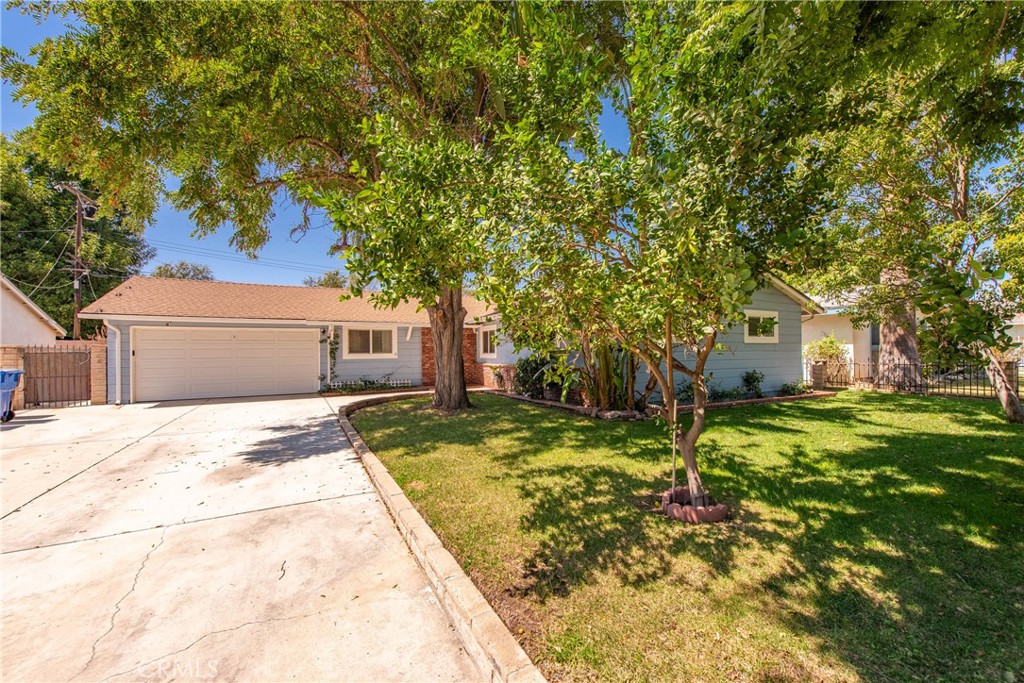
23 345 92 408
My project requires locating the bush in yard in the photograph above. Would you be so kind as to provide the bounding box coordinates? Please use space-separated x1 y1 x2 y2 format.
512 354 551 399
803 333 850 363
778 381 813 396
741 370 765 398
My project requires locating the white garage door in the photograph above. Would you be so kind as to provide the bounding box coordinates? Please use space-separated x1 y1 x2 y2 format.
133 327 320 402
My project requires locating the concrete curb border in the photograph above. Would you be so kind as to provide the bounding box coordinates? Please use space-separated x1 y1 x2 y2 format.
335 394 546 683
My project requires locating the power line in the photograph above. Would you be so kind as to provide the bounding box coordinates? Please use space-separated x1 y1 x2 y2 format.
28 234 74 297
146 239 337 270
147 243 336 274
3 274 71 292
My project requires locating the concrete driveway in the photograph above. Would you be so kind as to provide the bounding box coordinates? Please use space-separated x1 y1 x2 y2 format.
1 394 478 682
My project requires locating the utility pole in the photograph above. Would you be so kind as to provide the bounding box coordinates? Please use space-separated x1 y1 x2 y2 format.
55 183 97 340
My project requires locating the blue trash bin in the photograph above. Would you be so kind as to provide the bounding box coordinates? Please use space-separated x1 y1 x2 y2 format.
1 369 25 423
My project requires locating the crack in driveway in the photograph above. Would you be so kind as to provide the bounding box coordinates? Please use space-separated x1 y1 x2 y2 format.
97 610 327 682
71 530 168 681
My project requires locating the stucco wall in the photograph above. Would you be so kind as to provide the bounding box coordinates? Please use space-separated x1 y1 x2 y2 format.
801 313 873 372
1 287 61 346
331 324 422 385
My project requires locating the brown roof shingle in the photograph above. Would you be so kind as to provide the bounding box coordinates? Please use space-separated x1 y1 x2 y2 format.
80 276 491 324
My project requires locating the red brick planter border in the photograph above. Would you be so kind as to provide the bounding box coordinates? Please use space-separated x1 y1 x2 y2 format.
661 486 730 524
486 389 837 420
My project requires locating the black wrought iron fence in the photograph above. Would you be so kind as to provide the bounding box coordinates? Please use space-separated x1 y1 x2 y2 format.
806 359 1020 399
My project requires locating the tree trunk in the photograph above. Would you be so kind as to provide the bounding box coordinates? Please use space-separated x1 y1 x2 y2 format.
982 348 1024 423
877 298 923 390
426 284 472 412
676 373 708 508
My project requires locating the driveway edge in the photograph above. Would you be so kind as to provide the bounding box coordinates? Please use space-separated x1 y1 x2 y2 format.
335 395 546 683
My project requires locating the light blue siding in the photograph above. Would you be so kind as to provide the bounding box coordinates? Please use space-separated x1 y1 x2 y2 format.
104 320 328 403
331 324 423 385
636 286 804 397
476 325 529 365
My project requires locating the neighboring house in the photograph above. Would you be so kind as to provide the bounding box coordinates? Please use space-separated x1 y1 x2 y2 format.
1009 313 1024 348
0 274 67 345
81 275 818 404
801 291 878 377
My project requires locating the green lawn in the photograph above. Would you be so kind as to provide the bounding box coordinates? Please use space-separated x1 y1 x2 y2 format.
352 392 1024 682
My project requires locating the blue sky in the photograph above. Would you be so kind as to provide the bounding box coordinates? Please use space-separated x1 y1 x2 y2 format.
2 6 627 286
2 7 347 285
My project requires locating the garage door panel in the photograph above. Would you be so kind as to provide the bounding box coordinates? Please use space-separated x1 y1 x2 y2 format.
134 327 319 401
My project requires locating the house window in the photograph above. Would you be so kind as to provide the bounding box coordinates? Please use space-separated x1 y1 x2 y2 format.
479 326 498 359
343 326 397 358
743 310 779 344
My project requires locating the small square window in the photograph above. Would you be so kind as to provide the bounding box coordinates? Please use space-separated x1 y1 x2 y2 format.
743 310 779 343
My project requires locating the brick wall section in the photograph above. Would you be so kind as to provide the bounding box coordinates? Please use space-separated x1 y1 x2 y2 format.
421 331 436 386
1 346 26 411
462 329 483 386
482 364 515 390
420 328 483 387
90 339 107 405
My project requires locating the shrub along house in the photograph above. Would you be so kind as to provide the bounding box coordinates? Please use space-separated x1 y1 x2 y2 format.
82 275 817 404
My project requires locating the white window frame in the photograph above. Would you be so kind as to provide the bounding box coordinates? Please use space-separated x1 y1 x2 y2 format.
478 325 499 359
342 324 399 359
743 309 780 344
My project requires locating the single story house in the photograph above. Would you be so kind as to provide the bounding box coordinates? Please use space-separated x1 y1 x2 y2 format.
1 274 67 345
81 275 818 404
1009 313 1024 348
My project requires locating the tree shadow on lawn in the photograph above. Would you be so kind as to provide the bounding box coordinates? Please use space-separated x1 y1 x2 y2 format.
357 393 1022 679
510 395 1023 680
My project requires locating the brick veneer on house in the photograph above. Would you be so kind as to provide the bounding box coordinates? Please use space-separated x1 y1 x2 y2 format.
90 339 107 405
421 328 483 387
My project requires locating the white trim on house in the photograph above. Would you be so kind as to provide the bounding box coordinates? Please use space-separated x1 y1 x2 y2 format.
768 276 822 314
478 324 498 359
342 323 399 359
744 309 780 344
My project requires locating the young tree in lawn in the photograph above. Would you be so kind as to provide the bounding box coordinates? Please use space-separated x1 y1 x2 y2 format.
487 4 844 507
794 2 1024 389
4 0 620 412
151 260 214 281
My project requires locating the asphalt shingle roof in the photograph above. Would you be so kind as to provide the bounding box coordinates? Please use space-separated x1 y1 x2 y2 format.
80 276 491 324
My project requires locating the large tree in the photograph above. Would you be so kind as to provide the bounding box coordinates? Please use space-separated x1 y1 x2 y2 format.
486 3 851 507
0 134 153 336
151 260 214 280
2 0 620 411
795 2 1024 397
